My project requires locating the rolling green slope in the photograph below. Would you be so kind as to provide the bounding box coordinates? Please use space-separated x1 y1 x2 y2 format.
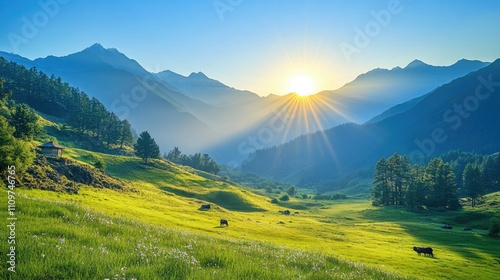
8 145 500 279
1 195 406 280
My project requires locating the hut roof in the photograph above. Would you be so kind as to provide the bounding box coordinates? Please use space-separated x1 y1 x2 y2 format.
38 141 65 149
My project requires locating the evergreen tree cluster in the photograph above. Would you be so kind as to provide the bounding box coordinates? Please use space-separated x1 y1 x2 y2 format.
372 153 459 210
372 152 500 209
436 150 500 195
165 147 220 175
0 79 35 177
0 57 133 149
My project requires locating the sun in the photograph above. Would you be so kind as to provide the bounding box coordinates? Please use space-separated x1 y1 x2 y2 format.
288 75 316 96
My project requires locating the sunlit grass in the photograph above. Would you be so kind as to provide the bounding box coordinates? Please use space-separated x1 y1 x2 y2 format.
0 195 407 280
9 147 500 279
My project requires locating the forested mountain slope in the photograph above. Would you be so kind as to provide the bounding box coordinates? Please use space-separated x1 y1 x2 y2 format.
243 59 500 186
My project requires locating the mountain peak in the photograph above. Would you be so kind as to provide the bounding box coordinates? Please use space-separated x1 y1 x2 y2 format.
86 43 105 51
188 71 209 79
405 59 428 68
66 43 147 75
452 58 489 67
90 42 103 48
84 43 121 54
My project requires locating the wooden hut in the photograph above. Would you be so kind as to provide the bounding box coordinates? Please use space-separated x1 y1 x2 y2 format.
38 141 65 158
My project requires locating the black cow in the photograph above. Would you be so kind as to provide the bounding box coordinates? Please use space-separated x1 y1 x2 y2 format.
199 204 211 210
464 227 472 231
220 219 229 227
442 224 453 229
413 246 434 257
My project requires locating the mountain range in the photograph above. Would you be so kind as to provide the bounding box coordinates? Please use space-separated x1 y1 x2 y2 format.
0 44 491 167
316 59 490 123
242 59 500 188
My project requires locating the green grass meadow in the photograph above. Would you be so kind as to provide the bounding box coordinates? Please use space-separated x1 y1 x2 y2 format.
2 147 499 279
1 195 407 280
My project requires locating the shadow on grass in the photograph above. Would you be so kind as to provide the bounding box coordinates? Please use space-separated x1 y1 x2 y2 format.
360 207 500 262
273 200 311 210
161 186 266 212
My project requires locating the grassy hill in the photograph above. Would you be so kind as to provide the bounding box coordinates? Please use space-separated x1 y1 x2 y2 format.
4 144 500 279
1 194 406 280
2 115 498 279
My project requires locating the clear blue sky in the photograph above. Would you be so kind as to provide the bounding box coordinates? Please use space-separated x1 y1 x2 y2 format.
1 0 500 96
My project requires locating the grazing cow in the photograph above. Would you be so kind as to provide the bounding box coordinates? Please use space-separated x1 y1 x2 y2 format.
199 204 211 210
413 246 434 257
220 219 229 227
464 227 472 231
442 224 453 229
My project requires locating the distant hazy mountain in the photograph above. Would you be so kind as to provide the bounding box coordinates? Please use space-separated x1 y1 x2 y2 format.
212 57 492 163
242 59 500 186
0 52 34 68
0 44 491 166
366 93 429 124
155 70 259 106
1 45 348 162
318 59 490 123
33 43 148 76
0 44 218 153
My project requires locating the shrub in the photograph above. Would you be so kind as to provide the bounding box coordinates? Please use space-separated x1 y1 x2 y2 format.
279 194 290 201
94 158 106 170
271 198 279 204
313 194 331 200
332 193 347 200
488 218 500 237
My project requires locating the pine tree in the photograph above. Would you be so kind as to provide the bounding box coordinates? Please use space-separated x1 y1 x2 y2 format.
9 103 40 140
482 154 500 193
463 163 483 207
119 120 133 148
426 158 459 209
0 116 35 175
372 157 390 206
208 160 220 175
405 166 427 210
134 131 160 163
387 153 410 205
166 147 182 163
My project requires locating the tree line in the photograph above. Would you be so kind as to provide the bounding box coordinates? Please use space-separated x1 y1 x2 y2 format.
372 152 500 210
165 147 220 175
132 134 220 175
436 150 500 196
0 78 35 178
0 57 223 179
0 57 133 150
